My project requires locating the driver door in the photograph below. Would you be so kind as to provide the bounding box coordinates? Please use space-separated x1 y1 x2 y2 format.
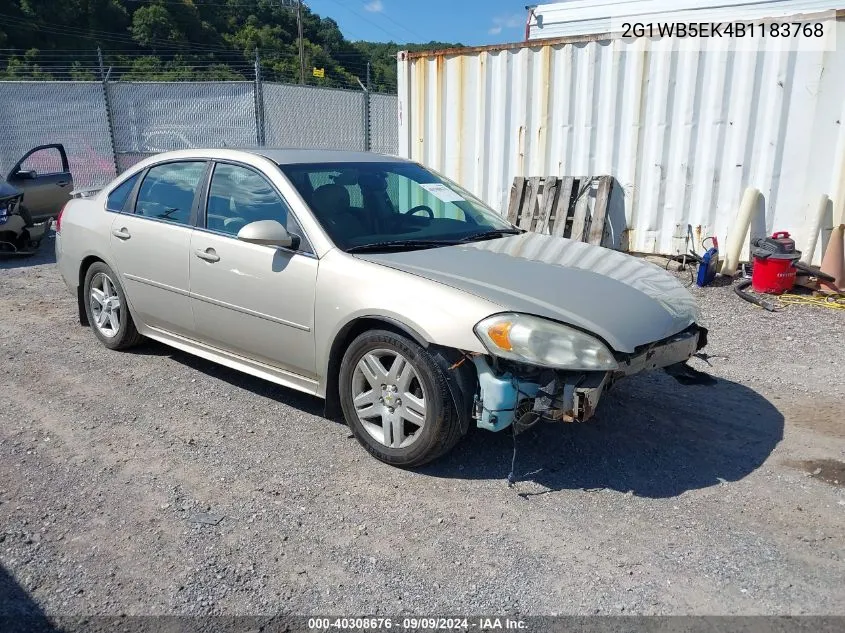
189 161 318 380
6 144 73 222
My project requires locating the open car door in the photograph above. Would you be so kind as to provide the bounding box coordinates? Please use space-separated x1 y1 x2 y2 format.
6 144 73 223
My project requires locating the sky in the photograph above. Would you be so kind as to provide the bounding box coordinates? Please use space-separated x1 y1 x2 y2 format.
305 0 530 46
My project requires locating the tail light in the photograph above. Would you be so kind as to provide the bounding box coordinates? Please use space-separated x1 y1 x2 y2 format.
55 202 67 233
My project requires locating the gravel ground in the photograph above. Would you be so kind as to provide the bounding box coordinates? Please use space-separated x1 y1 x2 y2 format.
1 238 844 618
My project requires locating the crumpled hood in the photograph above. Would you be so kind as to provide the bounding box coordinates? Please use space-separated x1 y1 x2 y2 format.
357 232 701 353
0 179 21 200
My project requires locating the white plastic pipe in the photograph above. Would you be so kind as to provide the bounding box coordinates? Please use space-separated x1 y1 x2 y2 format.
801 194 830 265
830 100 845 227
720 187 760 276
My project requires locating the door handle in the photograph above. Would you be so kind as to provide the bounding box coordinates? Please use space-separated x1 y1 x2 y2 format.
194 248 220 263
112 228 131 240
56 181 70 187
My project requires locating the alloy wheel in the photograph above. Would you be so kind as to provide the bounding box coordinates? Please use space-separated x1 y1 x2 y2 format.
351 349 427 449
89 272 121 338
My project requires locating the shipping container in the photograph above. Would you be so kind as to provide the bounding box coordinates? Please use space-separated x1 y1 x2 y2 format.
397 19 845 263
527 0 845 40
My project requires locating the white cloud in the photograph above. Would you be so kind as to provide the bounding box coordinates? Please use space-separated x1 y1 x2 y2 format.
489 13 523 35
364 0 384 12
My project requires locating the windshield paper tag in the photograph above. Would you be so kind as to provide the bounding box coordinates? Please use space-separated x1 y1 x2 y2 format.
420 183 465 203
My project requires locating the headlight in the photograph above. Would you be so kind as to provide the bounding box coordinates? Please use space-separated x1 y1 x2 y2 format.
474 313 618 371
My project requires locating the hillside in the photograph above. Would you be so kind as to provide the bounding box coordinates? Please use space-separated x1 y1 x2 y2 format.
0 0 460 92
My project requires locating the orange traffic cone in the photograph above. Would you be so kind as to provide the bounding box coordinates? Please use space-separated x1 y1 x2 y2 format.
819 224 845 293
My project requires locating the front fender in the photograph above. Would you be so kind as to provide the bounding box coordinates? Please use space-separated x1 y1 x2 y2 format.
313 250 502 396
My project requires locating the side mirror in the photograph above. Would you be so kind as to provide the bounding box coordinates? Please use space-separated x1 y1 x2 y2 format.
237 220 299 249
13 169 37 180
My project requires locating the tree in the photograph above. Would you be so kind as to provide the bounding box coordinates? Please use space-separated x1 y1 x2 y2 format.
0 0 462 87
130 5 181 52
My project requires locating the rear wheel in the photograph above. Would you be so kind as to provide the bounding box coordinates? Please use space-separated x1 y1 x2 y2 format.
339 330 462 467
83 262 142 350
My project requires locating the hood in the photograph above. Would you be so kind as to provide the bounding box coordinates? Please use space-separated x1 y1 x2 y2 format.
0 179 21 200
357 232 701 353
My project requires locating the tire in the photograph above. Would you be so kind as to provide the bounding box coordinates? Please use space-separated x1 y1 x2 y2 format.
83 262 143 350
339 329 463 467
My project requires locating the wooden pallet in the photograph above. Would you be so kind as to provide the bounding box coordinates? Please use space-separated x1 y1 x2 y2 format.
506 175 613 245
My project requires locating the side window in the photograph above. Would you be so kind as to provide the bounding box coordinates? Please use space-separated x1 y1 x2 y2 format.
207 163 311 252
19 147 65 176
106 173 140 212
134 161 206 225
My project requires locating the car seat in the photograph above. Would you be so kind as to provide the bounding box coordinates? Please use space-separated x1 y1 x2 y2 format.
311 184 366 237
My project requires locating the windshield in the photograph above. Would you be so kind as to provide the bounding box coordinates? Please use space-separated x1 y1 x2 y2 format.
279 161 516 251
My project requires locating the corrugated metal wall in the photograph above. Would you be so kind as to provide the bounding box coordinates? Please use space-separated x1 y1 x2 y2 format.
398 24 845 263
529 0 845 40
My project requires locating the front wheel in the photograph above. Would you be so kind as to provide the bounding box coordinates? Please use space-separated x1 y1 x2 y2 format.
83 262 143 350
339 330 463 467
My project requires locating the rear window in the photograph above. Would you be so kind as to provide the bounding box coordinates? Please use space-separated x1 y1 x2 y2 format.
134 161 207 225
106 174 140 212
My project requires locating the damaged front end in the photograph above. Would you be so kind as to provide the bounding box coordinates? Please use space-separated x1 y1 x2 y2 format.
470 324 707 434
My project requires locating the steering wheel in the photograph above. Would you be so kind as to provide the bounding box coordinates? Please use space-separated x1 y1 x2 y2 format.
403 204 434 218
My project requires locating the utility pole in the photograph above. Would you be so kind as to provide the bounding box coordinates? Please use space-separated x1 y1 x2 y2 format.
296 0 306 84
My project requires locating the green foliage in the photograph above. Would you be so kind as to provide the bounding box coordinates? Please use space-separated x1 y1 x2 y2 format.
130 5 181 51
3 48 53 80
353 41 461 93
70 61 96 81
0 0 463 90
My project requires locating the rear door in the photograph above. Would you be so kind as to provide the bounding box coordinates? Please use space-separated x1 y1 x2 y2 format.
7 144 73 222
109 160 208 337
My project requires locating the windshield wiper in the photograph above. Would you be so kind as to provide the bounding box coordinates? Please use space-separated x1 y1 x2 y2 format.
458 228 523 242
346 230 523 253
346 239 460 253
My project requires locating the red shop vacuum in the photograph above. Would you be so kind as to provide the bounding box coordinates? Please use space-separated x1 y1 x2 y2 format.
750 231 800 293
734 231 837 310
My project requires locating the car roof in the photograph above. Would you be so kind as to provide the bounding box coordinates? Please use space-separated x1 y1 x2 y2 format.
246 148 409 165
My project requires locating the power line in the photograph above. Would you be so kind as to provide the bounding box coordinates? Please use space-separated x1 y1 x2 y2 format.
0 55 386 79
0 12 392 63
352 0 423 41
124 0 297 7
320 0 401 41
0 12 244 53
0 57 392 82
0 9 401 85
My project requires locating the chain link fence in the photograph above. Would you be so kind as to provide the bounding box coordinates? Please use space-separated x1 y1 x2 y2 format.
369 93 400 156
0 78 398 188
109 82 260 173
263 83 366 150
0 81 117 188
